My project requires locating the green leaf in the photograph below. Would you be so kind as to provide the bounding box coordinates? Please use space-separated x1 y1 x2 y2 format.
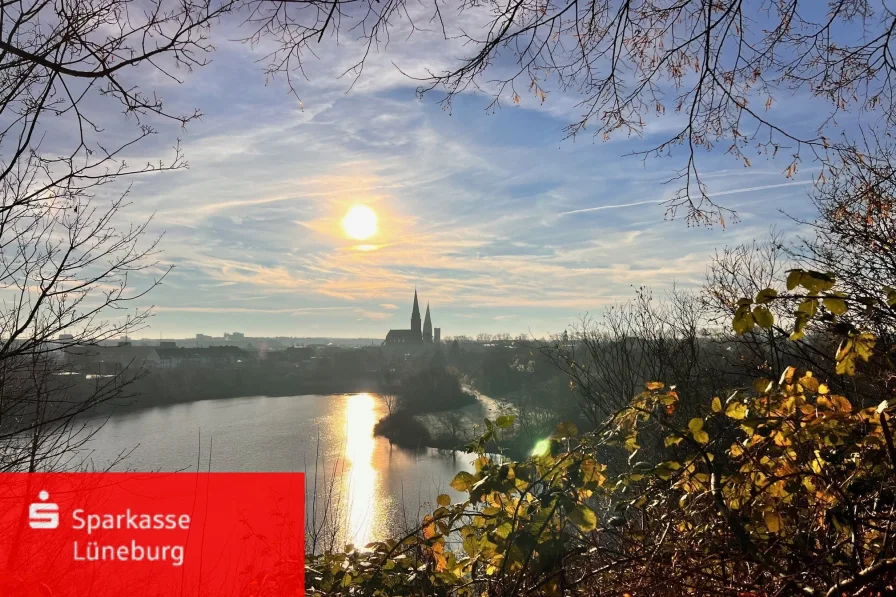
755 288 778 304
752 305 774 329
450 471 476 492
568 504 598 532
786 270 802 290
496 415 515 429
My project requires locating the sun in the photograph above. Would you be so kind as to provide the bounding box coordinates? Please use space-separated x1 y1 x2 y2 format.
342 205 378 240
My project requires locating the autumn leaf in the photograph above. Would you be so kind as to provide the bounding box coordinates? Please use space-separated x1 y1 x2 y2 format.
823 296 847 315
725 402 748 420
496 415 515 429
569 504 598 532
755 288 778 304
450 471 476 492
689 418 709 444
752 305 774 329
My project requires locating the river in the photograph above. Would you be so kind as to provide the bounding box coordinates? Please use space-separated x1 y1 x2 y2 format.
76 393 476 549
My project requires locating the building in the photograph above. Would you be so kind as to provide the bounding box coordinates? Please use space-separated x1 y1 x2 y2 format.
384 289 441 346
65 345 162 374
422 304 432 343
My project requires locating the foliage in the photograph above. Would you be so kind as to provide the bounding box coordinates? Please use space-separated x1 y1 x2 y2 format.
393 367 475 415
733 267 892 379
305 367 896 595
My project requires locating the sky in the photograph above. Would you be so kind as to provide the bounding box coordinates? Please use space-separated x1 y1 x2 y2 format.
81 3 843 340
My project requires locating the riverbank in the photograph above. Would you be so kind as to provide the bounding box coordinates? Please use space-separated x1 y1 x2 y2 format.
89 372 378 416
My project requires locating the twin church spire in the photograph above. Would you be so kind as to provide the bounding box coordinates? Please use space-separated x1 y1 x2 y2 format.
410 288 433 342
384 287 438 346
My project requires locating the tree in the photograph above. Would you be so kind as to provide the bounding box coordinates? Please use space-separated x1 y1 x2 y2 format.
708 140 896 406
545 287 717 428
244 0 896 225
0 0 235 471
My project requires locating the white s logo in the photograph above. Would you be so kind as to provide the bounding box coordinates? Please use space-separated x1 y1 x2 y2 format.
29 490 59 529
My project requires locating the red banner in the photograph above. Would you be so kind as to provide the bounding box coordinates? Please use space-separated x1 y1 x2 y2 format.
0 473 305 597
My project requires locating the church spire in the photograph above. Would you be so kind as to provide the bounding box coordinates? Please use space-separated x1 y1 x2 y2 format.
411 288 422 335
422 303 433 342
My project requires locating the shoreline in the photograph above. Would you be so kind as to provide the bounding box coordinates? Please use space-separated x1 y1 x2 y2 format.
90 377 379 416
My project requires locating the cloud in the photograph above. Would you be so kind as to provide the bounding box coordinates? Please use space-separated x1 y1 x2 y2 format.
101 17 826 339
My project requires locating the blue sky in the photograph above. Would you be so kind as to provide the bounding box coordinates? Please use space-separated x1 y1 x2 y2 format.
91 9 838 340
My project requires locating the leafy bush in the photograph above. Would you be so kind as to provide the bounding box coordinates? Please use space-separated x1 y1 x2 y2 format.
307 371 896 596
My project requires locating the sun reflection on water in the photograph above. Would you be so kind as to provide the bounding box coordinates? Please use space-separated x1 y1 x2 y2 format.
344 393 377 546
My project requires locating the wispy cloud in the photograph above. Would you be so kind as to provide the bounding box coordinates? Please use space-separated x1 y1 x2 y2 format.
108 21 824 339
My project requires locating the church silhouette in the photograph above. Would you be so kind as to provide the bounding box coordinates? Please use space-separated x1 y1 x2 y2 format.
383 289 440 345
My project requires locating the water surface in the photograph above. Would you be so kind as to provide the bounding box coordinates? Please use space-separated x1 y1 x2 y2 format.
79 393 474 548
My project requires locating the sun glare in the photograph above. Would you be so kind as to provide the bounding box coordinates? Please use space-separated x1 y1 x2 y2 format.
342 205 378 240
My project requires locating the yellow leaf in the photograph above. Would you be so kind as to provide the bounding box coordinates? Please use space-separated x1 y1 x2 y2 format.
764 510 781 534
823 297 847 315
646 381 665 391
689 418 709 444
818 383 829 395
711 397 722 413
755 288 778 304
855 332 876 360
752 305 774 329
450 471 476 492
799 372 819 392
831 395 852 412
732 310 754 334
725 402 748 420
779 366 796 385
569 504 597 532
437 494 451 507
752 378 773 394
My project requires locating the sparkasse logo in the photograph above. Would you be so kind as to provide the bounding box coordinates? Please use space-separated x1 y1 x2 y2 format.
29 490 59 529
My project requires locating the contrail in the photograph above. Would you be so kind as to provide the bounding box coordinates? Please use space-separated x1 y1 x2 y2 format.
558 179 813 216
558 199 658 216
709 179 813 197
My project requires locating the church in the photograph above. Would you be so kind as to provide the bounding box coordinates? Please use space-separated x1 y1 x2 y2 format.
384 289 440 346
